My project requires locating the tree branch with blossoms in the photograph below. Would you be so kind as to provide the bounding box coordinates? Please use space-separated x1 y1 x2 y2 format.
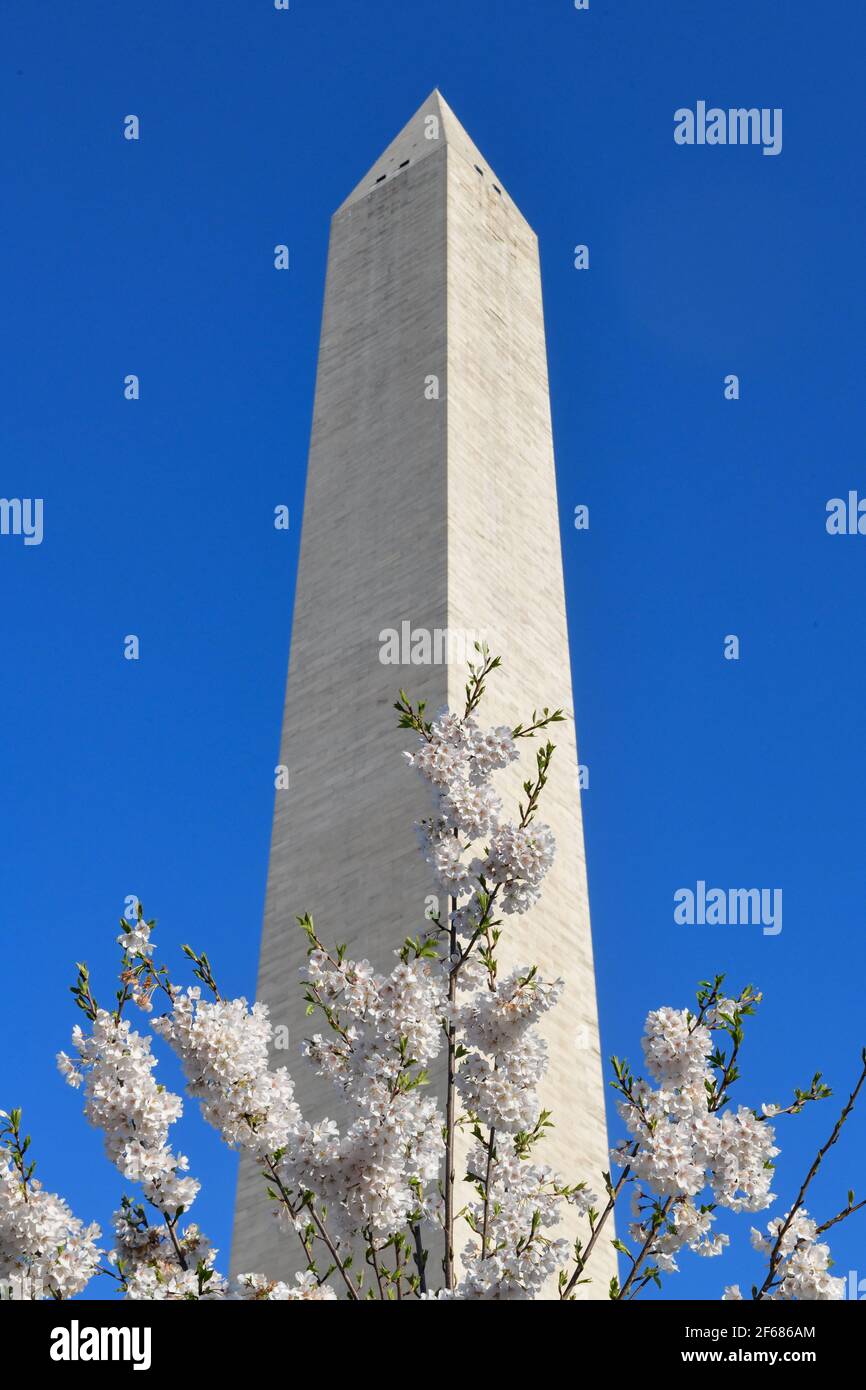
746 1050 866 1301
1 648 863 1301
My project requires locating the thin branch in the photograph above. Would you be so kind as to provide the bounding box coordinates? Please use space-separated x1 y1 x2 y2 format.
480 1128 496 1257
755 1050 866 1300
816 1197 866 1236
411 1224 428 1295
561 1150 637 1298
163 1215 188 1272
617 1197 675 1300
443 884 458 1291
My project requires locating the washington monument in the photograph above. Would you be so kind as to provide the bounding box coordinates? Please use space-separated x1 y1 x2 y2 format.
231 91 614 1296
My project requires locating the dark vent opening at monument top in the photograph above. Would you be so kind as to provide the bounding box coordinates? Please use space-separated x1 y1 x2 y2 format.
474 165 484 175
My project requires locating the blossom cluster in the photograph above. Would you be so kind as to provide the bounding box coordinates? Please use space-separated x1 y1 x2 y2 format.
407 711 555 919
612 1003 782 1279
51 917 305 1299
403 697 587 1296
280 951 448 1242
58 1011 199 1218
108 1196 336 1300
0 1121 102 1300
619 1007 779 1217
751 1210 845 1301
233 1271 337 1301
455 967 562 1134
110 1202 227 1300
151 989 301 1159
433 1145 575 1300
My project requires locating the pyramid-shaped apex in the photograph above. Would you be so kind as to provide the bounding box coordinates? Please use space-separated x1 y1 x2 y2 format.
337 90 507 211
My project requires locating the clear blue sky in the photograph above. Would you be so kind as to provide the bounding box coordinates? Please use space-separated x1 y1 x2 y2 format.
2 1 864 1301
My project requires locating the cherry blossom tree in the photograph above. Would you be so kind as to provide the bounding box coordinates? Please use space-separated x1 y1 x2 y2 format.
2 649 863 1301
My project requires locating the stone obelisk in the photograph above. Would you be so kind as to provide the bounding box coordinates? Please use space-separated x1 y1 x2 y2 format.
231 91 615 1297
